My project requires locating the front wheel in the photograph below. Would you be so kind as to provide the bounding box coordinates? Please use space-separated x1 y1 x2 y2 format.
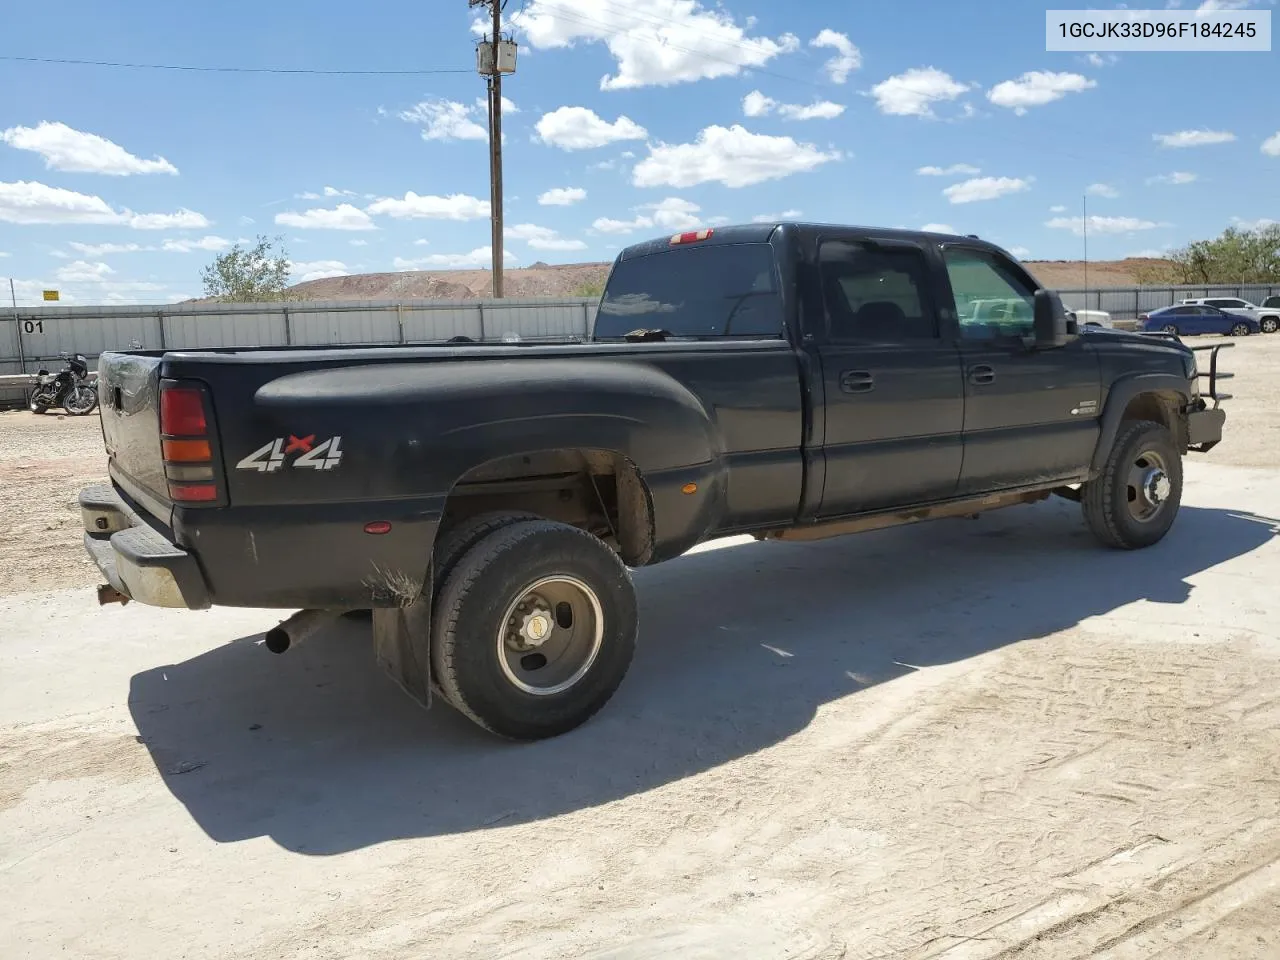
1161 324 1179 336
1260 317 1279 334
28 394 49 414
1081 420 1182 550
63 384 98 416
1229 322 1251 337
431 519 637 740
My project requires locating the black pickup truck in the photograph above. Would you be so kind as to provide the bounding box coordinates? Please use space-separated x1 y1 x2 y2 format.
80 223 1228 740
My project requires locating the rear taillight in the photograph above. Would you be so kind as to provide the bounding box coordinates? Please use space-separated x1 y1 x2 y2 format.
159 382 218 504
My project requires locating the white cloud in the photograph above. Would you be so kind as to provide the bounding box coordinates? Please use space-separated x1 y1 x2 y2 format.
56 260 114 282
275 203 376 231
1147 171 1198 185
0 251 8 257
291 259 349 283
366 192 490 221
67 241 146 256
1262 132 1280 157
538 186 587 206
399 99 487 141
535 107 647 150
870 67 970 118
350 238 369 246
943 176 1031 204
633 124 840 188
778 101 845 121
1050 204 1068 213
511 0 801 90
752 210 803 223
161 235 232 253
592 215 655 235
1154 129 1236 148
639 197 705 231
1231 216 1279 231
743 90 844 120
917 163 980 177
810 30 861 84
323 186 356 197
504 223 588 251
987 72 1096 115
1086 183 1119 198
920 223 957 233
394 246 517 269
743 91 776 117
413 239 431 246
1006 246 1032 258
1084 53 1119 67
1197 0 1259 10
0 180 208 229
1045 215 1164 235
1125 248 1169 259
0 121 177 175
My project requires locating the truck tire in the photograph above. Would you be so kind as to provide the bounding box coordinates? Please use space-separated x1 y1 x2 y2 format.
1081 420 1182 550
1261 316 1279 334
431 519 637 740
431 510 540 595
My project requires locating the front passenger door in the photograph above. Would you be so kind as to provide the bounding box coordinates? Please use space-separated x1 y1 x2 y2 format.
943 246 1101 495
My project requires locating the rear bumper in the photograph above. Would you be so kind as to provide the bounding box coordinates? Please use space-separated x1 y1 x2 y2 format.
80 483 212 609
1186 406 1226 452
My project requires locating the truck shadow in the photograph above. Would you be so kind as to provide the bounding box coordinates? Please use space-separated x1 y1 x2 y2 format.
128 500 1278 854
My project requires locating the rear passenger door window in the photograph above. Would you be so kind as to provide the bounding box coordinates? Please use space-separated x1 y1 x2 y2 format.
818 240 938 342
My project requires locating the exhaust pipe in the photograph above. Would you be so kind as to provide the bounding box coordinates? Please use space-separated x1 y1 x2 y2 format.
264 609 343 654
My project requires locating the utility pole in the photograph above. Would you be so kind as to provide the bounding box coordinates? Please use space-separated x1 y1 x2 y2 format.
1082 193 1089 308
10 278 25 374
472 0 515 299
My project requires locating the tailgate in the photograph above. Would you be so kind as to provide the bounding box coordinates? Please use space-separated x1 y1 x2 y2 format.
97 352 169 509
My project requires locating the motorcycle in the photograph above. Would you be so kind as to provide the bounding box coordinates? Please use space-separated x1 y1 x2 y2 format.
29 353 99 416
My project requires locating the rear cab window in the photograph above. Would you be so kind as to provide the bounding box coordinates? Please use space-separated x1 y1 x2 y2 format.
594 243 784 340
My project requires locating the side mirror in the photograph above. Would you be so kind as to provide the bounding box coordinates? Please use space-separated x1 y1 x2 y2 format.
1033 289 1071 348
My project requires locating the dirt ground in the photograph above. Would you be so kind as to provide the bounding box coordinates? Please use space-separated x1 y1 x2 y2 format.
2 337 1280 958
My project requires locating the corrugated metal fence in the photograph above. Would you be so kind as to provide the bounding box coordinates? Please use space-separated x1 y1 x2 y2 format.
1057 283 1280 322
1 297 599 407
3 283 1279 407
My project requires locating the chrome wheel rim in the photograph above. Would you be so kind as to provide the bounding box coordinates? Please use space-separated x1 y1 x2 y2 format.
497 576 603 696
1162 324 1178 334
1231 324 1249 337
1262 318 1278 333
1127 450 1172 523
65 386 95 413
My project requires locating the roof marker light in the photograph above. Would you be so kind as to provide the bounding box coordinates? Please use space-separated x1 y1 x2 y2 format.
670 229 714 246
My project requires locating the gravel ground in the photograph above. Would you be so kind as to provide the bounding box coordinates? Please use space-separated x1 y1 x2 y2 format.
2 335 1279 959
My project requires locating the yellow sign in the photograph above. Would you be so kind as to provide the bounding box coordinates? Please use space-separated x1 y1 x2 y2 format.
42 289 59 301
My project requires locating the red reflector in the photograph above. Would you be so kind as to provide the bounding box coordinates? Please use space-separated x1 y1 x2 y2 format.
363 521 393 535
670 228 713 245
169 482 218 502
161 387 207 436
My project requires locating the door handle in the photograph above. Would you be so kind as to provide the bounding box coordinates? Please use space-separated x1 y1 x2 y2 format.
840 370 875 394
968 364 996 385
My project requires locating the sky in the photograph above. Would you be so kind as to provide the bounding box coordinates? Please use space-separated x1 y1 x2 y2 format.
0 0 1277 305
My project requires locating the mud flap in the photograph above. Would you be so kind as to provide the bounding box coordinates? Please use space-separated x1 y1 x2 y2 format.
373 586 435 709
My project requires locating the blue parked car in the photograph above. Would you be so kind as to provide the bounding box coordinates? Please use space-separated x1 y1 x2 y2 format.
1138 304 1260 337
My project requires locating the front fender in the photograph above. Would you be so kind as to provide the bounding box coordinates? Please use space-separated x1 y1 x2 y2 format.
1091 373 1191 474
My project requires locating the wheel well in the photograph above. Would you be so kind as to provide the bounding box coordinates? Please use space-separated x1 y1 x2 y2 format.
1121 390 1185 450
440 449 656 566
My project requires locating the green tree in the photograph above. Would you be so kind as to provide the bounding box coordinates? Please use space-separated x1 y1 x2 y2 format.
201 235 292 302
1163 224 1280 284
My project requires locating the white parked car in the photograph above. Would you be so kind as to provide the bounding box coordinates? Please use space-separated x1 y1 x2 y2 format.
1069 308 1113 328
1179 297 1280 334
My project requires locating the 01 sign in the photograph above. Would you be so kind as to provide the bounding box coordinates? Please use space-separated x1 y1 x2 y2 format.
237 435 343 472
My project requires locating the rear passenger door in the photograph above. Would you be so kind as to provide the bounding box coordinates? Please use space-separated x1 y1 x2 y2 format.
941 245 1101 494
814 237 965 517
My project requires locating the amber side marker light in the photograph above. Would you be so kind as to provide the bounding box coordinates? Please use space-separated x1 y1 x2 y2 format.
364 521 393 535
681 483 699 495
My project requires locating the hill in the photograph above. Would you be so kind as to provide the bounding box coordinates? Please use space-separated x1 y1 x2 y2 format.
283 258 1163 302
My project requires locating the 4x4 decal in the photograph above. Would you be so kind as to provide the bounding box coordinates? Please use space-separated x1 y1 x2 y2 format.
236 435 343 472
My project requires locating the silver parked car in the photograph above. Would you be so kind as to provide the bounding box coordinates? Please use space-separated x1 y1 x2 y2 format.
1179 297 1280 334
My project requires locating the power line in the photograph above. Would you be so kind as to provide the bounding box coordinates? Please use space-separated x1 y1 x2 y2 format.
0 55 473 76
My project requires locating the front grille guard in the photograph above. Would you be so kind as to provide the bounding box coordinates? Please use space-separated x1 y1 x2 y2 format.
1140 333 1233 408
